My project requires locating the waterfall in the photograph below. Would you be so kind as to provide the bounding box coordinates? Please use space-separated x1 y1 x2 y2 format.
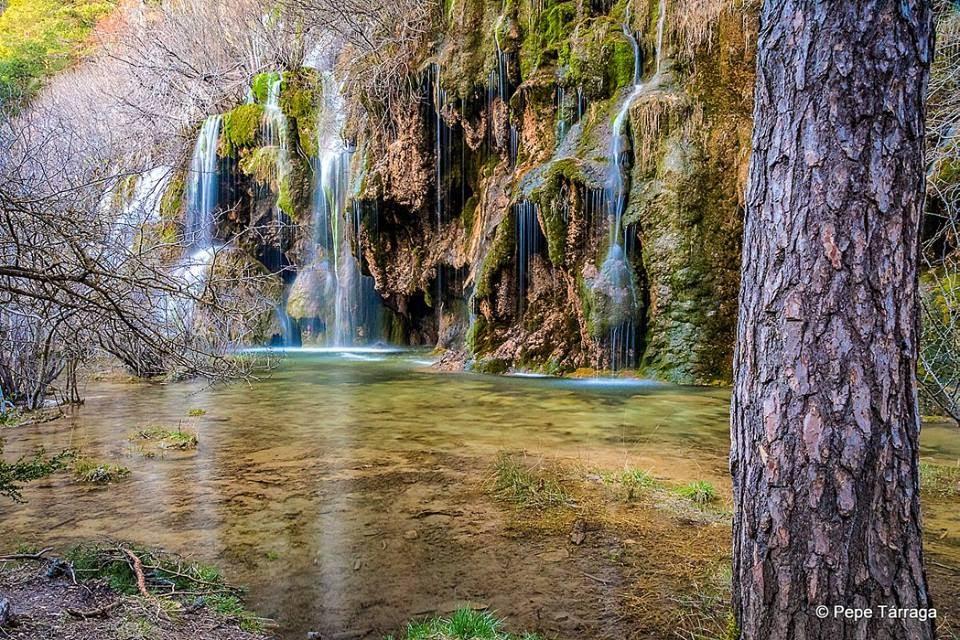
287 73 382 347
596 0 667 371
609 0 666 245
655 0 667 77
158 117 223 330
185 115 222 249
514 201 544 315
263 74 287 151
485 24 519 166
108 166 171 247
555 85 588 146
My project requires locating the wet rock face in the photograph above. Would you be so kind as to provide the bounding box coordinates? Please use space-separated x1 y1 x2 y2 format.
198 1 754 381
328 0 755 381
587 244 641 335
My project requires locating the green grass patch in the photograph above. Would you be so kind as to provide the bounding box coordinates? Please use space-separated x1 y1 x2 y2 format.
71 457 130 484
133 427 199 450
63 543 265 631
492 453 569 509
674 481 718 506
388 608 542 640
920 461 960 497
620 468 659 501
206 594 264 633
0 410 21 428
0 0 115 106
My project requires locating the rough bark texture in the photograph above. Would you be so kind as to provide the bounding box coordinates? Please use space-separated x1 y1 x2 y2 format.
731 2 935 639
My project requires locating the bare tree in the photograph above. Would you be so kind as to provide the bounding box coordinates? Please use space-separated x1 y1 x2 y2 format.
285 0 439 135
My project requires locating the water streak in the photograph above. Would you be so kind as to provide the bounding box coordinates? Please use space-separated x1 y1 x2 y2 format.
185 116 222 249
288 73 382 346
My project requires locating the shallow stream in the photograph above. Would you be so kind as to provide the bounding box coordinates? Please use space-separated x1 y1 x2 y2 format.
2 351 959 638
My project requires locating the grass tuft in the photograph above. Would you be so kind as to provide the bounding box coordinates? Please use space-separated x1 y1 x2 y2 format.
133 427 199 450
492 453 569 509
621 468 659 501
391 608 540 640
674 481 717 506
71 457 130 484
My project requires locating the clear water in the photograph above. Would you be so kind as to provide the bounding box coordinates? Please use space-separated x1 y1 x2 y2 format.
2 353 958 638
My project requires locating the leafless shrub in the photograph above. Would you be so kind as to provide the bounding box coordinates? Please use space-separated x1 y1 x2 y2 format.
920 2 960 421
285 0 439 138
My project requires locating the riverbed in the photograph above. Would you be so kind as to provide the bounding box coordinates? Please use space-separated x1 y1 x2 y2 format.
2 351 959 638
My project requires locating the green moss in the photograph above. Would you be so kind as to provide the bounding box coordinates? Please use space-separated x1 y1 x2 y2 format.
606 36 636 91
526 158 590 267
476 216 515 299
460 194 479 235
576 273 601 339
519 1 577 78
280 68 323 155
220 103 264 157
251 71 280 104
472 357 510 375
465 315 488 354
239 146 280 183
159 171 185 221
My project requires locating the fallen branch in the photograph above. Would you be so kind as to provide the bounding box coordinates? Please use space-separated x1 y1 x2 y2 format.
120 548 151 599
0 548 53 562
66 601 120 618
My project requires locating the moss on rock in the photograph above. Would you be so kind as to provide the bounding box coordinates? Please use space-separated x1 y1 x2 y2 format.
221 104 264 157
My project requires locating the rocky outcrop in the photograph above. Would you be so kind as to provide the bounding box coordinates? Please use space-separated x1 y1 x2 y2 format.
175 0 757 383
345 0 756 382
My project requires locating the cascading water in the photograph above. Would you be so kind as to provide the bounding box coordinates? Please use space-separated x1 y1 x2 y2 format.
163 117 222 328
256 74 302 346
514 201 544 316
555 85 588 145
597 0 667 371
185 115 222 250
286 73 382 346
108 166 171 248
484 25 519 166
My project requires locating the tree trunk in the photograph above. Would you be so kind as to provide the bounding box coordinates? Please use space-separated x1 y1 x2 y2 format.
731 2 935 639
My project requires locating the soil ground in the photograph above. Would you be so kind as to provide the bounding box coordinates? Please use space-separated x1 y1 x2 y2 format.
0 563 268 640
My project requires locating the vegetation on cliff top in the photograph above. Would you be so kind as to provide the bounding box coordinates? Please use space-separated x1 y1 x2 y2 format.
0 0 114 105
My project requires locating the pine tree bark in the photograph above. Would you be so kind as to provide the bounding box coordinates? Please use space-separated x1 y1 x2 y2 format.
731 2 935 639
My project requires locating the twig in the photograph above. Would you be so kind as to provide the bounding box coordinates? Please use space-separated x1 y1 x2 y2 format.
0 547 53 562
581 571 611 586
120 548 151 599
66 601 120 618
